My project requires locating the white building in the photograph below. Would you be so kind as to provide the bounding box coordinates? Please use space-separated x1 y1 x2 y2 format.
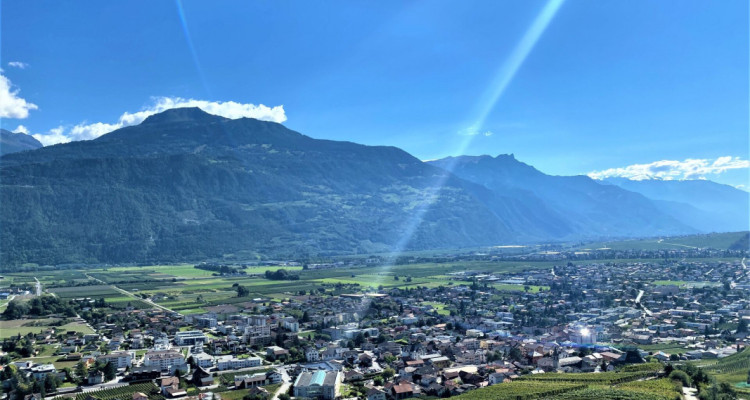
243 325 272 345
282 318 300 332
143 350 187 372
30 364 56 380
216 355 262 371
97 351 134 369
175 331 208 346
191 352 215 368
305 347 320 362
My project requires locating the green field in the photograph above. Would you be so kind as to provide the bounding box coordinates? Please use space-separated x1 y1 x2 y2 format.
0 318 93 339
63 261 560 312
492 283 549 293
651 280 687 286
578 231 748 251
637 343 693 355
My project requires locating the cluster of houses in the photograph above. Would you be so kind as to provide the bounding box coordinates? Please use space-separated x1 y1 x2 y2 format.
5 257 750 400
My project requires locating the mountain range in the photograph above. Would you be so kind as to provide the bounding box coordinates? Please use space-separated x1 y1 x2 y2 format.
0 129 42 156
1 108 747 265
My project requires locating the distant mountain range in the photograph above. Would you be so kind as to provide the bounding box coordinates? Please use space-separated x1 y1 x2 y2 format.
0 129 42 156
1 108 746 265
427 155 748 236
601 177 749 233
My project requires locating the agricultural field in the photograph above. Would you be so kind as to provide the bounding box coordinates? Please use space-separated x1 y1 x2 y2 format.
492 283 549 293
576 231 748 252
78 261 548 312
0 256 735 319
49 284 151 309
0 318 93 339
637 342 693 355
421 301 451 315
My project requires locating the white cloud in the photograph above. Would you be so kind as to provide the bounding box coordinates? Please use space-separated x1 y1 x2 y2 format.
0 74 38 119
32 96 287 145
7 61 29 69
458 127 494 137
588 156 750 181
33 126 70 146
14 125 29 134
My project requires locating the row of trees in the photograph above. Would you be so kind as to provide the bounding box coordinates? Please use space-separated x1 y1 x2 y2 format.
2 295 80 320
264 269 299 281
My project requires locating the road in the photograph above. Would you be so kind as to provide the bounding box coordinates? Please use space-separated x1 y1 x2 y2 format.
682 387 698 400
271 367 292 400
634 290 653 317
85 273 181 315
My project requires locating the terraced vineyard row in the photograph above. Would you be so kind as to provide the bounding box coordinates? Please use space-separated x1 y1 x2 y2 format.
703 357 750 374
518 370 657 384
451 381 587 400
74 383 163 400
541 387 680 400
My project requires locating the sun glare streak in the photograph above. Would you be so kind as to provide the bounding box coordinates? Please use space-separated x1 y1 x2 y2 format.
175 0 212 97
469 0 565 135
373 0 565 287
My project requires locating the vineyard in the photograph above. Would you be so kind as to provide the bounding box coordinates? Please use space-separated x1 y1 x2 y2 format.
451 381 587 400
618 362 664 373
540 386 680 400
465 376 681 400
703 357 750 374
613 378 683 399
517 370 658 385
74 383 164 400
702 347 750 374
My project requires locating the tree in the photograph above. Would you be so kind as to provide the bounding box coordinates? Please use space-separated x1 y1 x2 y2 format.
508 347 523 362
103 361 117 381
669 370 691 387
236 285 250 297
75 361 88 384
738 319 748 333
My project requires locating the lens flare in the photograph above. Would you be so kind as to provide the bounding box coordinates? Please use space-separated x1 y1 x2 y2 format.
373 0 566 289
175 0 212 97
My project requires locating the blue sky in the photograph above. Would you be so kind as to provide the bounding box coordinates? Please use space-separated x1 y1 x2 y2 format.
1 1 748 188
